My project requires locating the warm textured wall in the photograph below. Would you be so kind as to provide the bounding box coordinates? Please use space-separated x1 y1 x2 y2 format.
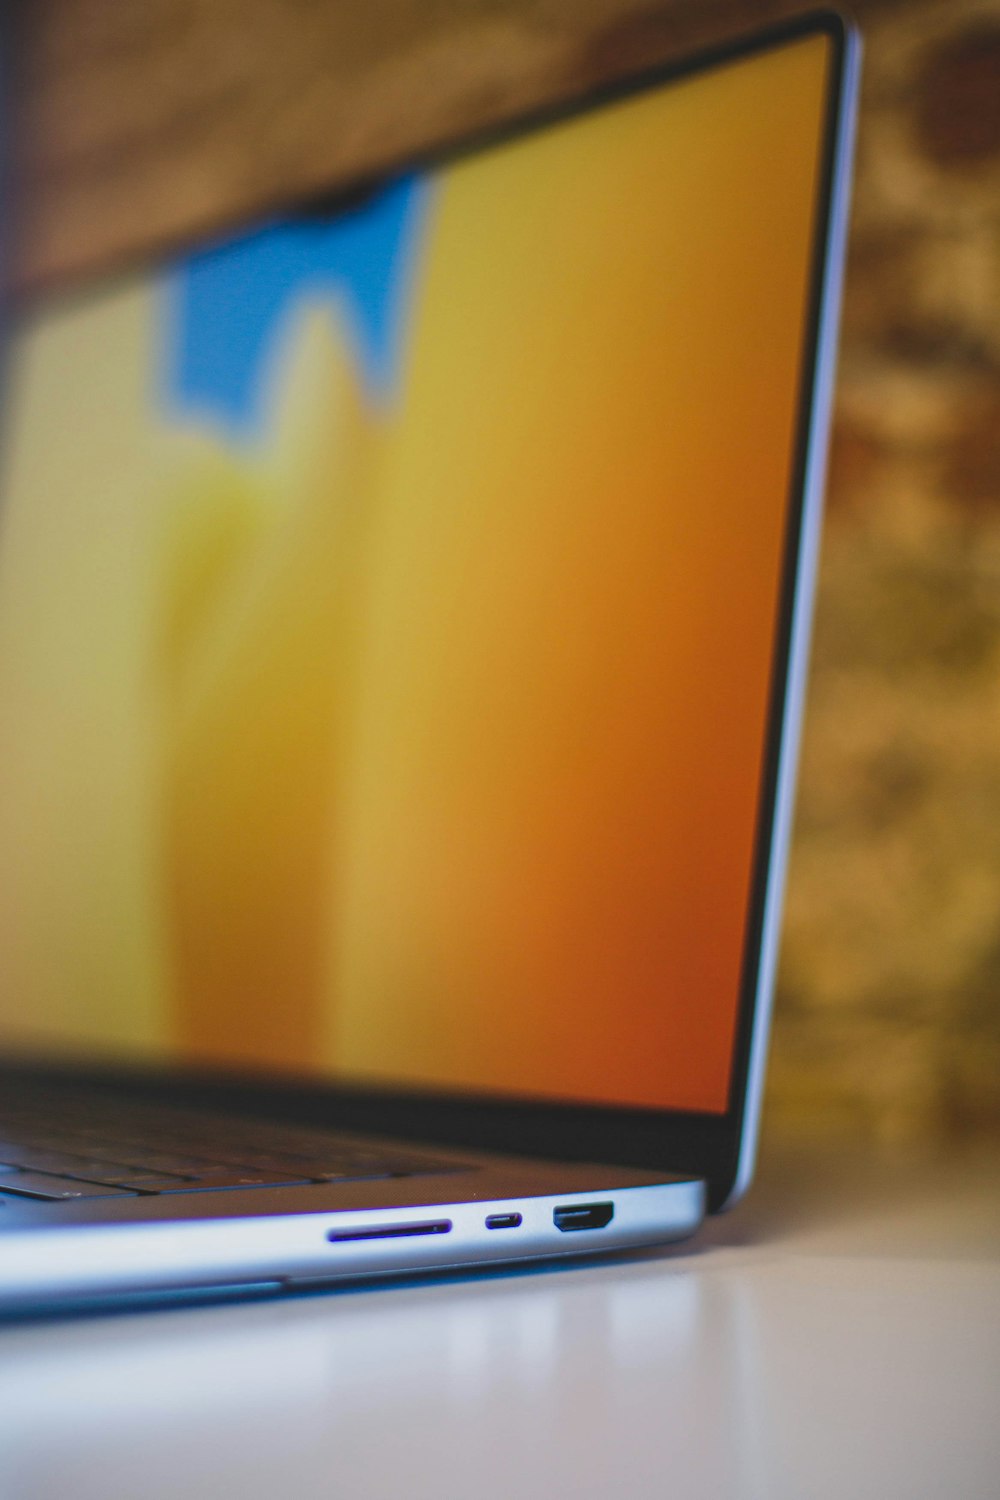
775 0 1000 1142
7 0 1000 1140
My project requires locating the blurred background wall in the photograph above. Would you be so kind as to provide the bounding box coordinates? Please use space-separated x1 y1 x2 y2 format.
8 0 999 1143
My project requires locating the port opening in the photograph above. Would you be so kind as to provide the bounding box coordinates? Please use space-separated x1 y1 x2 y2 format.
553 1201 614 1233
485 1212 523 1230
328 1219 452 1243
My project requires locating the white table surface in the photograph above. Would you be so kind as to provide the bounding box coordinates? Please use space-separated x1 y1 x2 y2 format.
1 1132 998 1500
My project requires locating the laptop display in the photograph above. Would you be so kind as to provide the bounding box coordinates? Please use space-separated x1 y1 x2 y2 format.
0 29 833 1122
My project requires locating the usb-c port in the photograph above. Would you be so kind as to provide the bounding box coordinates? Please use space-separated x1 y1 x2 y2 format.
485 1212 522 1230
553 1201 614 1232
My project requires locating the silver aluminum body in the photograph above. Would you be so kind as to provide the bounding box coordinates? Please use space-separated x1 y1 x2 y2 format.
721 22 862 1210
0 1152 703 1310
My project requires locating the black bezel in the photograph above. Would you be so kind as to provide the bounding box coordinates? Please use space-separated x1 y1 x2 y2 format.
1 11 855 1214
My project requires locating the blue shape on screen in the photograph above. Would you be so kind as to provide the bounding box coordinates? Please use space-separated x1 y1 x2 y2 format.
162 175 430 441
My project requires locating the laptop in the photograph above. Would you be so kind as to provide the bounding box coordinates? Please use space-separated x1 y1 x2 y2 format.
0 12 858 1310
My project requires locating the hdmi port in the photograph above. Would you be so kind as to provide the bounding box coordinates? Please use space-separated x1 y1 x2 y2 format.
553 1201 614 1232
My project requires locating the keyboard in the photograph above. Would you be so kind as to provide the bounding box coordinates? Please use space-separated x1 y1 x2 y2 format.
0 1085 467 1202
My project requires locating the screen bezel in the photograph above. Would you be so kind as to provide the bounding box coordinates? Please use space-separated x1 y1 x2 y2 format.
1 10 858 1213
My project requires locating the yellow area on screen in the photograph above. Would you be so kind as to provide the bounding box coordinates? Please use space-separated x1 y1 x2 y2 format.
328 36 830 1109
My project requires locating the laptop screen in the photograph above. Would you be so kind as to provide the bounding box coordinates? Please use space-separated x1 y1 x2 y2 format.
0 27 834 1117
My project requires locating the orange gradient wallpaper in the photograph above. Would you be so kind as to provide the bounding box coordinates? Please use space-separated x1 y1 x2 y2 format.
0 33 831 1113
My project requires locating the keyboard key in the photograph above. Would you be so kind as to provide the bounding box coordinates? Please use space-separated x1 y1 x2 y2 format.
0 1170 137 1200
124 1175 215 1191
109 1151 222 1174
0 1147 139 1179
309 1168 397 1182
148 1172 312 1194
77 1162 190 1185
